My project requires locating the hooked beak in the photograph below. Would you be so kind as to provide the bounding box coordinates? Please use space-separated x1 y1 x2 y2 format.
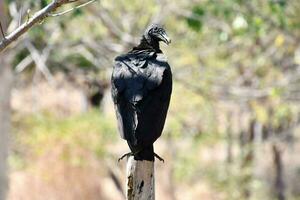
160 32 171 45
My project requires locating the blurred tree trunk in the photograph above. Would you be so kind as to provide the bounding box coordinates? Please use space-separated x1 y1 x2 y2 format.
239 118 255 199
0 1 12 199
0 56 12 200
272 144 285 200
226 112 233 164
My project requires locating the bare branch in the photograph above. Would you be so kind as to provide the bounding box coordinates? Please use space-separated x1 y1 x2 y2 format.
0 21 5 39
24 40 54 83
0 0 81 53
18 6 23 27
15 55 33 73
88 6 137 45
49 0 96 17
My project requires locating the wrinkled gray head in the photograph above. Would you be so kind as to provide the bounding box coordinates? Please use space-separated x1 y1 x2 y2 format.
144 24 171 45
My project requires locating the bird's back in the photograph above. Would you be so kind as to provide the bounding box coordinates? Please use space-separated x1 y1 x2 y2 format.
111 50 172 150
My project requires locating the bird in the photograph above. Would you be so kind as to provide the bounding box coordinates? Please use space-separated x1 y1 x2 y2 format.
111 24 172 162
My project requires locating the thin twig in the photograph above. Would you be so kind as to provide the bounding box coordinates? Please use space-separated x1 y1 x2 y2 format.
18 6 23 27
0 21 6 39
26 9 31 23
49 0 96 17
89 5 136 45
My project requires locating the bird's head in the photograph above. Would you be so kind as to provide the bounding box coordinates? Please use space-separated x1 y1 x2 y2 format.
144 24 171 45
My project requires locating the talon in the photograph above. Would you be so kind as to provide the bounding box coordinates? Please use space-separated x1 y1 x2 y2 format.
118 152 133 162
154 153 164 163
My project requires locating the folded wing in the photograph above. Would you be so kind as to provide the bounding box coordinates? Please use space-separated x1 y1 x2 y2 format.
111 53 172 149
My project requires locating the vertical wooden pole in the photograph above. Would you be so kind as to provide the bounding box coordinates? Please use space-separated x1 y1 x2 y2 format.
126 156 155 200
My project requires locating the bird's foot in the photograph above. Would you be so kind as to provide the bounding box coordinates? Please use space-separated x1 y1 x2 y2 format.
154 153 164 163
118 152 133 162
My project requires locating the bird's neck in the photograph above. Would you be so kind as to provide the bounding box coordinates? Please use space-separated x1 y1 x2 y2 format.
133 36 161 53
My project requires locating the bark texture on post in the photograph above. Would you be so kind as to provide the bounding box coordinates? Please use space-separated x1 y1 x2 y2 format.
126 156 155 200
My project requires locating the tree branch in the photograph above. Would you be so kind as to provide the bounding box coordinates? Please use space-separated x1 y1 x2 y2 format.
24 40 54 83
49 0 96 17
18 6 23 27
15 55 33 73
0 0 81 53
0 21 5 39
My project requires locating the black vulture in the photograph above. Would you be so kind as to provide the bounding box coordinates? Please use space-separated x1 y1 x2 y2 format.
111 24 172 162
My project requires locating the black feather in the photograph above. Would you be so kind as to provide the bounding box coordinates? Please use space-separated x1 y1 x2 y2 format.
111 24 172 161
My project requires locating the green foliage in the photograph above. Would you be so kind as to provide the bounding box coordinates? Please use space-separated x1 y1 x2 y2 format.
65 54 94 70
40 0 49 8
28 26 47 48
12 110 117 168
72 9 83 17
12 48 30 68
174 148 199 182
185 6 205 32
272 104 293 129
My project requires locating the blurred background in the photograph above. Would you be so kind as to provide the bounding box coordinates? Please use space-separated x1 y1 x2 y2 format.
1 0 300 199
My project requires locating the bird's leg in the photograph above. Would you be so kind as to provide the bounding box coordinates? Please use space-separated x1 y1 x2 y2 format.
154 152 164 163
119 151 164 162
118 152 133 162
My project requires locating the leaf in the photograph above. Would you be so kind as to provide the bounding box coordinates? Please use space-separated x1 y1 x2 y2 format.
274 34 285 47
185 5 205 32
40 0 48 8
72 9 83 17
270 87 283 99
186 17 203 32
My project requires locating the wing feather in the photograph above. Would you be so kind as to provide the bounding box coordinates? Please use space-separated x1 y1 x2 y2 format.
111 53 171 146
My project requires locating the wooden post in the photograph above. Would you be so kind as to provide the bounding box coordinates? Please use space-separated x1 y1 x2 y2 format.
126 156 155 200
